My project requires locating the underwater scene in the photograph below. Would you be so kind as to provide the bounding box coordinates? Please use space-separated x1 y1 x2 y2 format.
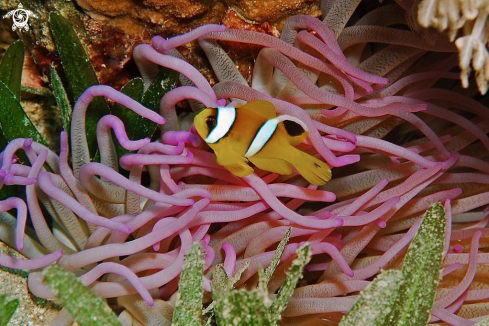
0 0 489 325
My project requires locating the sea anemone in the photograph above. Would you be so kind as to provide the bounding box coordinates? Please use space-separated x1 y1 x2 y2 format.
1 0 489 325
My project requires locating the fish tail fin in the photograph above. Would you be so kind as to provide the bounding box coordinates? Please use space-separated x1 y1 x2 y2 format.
289 150 332 186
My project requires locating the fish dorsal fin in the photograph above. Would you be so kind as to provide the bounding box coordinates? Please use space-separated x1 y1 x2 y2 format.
238 100 277 120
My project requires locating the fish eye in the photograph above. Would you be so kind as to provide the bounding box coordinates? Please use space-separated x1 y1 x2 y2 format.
205 116 217 130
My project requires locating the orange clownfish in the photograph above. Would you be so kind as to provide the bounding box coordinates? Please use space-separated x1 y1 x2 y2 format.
193 100 331 185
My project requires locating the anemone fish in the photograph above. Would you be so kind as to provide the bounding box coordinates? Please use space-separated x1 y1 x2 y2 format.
193 100 331 185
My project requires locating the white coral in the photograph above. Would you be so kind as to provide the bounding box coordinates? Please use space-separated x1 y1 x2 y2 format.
417 0 489 94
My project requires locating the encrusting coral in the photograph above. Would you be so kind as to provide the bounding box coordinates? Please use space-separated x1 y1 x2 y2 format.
1 0 489 325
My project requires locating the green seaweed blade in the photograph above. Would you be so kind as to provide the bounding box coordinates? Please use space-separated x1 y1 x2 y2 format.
43 265 122 326
270 243 311 320
213 264 274 326
340 203 447 326
339 269 403 326
172 242 205 326
264 228 291 283
0 39 24 99
0 39 26 154
0 81 48 146
387 202 447 325
0 294 20 326
50 63 72 133
49 12 110 160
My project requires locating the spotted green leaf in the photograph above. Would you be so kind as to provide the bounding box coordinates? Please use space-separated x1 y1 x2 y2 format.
172 242 205 326
43 265 121 326
386 203 446 326
264 227 291 283
339 269 403 326
270 243 311 319
213 264 274 326
0 294 19 326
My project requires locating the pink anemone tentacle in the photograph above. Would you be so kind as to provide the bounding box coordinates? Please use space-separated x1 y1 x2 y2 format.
71 85 165 177
0 249 63 270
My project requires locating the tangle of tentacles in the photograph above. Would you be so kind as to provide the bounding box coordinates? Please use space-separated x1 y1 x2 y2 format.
1 2 489 325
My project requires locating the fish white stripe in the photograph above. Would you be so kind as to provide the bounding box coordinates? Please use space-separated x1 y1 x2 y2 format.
205 107 236 143
245 118 278 157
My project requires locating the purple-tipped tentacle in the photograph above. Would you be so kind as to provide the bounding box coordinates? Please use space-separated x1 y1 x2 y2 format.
180 183 335 202
79 262 155 306
97 115 150 169
340 196 400 227
171 165 244 186
198 38 249 85
310 242 354 277
331 218 423 282
151 24 226 52
257 48 425 117
152 217 177 251
295 30 386 87
89 228 192 299
59 199 209 270
222 242 237 278
37 171 132 234
243 174 343 229
333 179 389 216
59 131 99 220
141 141 186 155
71 85 164 176
78 162 194 206
119 151 193 170
134 44 216 102
160 86 218 132
25 153 75 254
0 139 58 175
162 131 201 147
0 249 63 270
0 197 27 251
356 135 438 168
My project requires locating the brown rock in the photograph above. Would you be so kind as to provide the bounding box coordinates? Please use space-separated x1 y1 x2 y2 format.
72 0 320 86
225 0 321 30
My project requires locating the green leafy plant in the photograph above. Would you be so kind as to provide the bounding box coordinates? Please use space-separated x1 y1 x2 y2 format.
340 202 447 326
43 265 122 326
0 294 20 326
172 228 312 326
0 39 48 148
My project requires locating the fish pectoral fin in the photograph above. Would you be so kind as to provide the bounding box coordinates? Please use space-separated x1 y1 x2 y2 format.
216 150 246 166
248 156 293 175
214 140 247 166
224 162 254 177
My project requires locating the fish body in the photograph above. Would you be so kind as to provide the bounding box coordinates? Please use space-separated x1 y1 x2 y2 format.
193 100 331 185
